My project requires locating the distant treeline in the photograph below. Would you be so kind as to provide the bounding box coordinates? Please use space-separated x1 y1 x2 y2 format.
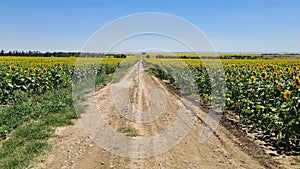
0 50 127 58
150 55 262 59
147 53 299 59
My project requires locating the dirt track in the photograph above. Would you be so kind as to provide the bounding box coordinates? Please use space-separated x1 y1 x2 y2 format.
32 61 299 169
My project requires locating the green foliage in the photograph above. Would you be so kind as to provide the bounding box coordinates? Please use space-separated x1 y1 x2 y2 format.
117 126 140 137
0 63 71 104
0 87 76 169
144 59 300 152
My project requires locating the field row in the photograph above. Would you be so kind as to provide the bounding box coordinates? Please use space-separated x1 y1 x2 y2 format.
143 58 300 152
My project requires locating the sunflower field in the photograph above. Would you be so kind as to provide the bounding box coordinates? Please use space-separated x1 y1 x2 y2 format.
0 57 132 104
0 56 137 141
143 58 300 152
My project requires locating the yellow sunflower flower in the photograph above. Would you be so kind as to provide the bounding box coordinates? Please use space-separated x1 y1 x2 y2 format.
226 73 229 79
250 76 256 83
295 77 300 88
279 73 284 78
252 71 257 77
284 90 291 100
290 71 293 78
269 76 274 85
286 67 289 72
9 65 16 72
261 71 267 79
277 82 282 91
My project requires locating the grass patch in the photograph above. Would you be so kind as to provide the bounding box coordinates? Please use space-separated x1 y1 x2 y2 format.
0 87 77 169
111 67 128 83
0 122 51 168
117 126 140 137
95 73 112 85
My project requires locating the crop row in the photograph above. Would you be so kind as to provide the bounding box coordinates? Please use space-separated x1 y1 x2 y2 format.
0 57 132 104
143 58 300 152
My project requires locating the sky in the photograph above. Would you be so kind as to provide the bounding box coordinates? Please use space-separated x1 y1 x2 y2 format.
0 0 299 53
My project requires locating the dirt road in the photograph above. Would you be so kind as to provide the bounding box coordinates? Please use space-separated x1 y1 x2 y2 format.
32 61 298 169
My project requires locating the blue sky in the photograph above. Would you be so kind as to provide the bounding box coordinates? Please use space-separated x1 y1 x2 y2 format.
0 0 299 53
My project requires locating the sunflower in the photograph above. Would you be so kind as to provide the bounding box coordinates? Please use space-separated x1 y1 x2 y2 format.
286 67 289 72
284 90 291 100
261 71 267 79
273 72 278 77
226 73 229 79
277 82 282 91
250 76 256 83
290 71 293 78
295 77 300 88
269 76 274 84
252 71 257 77
9 65 16 72
279 73 284 78
241 75 245 81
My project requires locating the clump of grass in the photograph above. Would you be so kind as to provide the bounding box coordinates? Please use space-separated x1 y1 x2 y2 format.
0 87 78 169
117 126 140 137
111 67 128 83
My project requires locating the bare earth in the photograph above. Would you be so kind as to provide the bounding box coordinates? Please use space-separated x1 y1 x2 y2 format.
32 61 299 169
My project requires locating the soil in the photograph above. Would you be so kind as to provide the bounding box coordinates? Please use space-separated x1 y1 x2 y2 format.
31 61 299 169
